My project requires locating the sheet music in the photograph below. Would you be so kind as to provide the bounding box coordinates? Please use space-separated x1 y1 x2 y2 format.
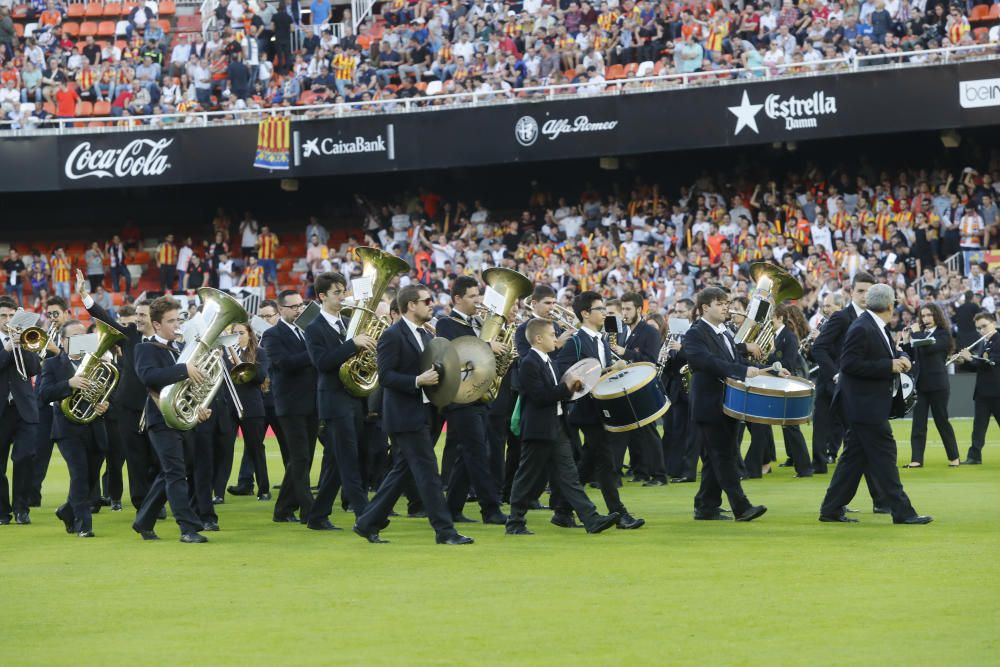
68 333 99 357
295 301 321 329
250 315 273 338
482 286 505 314
10 310 39 330
668 318 691 335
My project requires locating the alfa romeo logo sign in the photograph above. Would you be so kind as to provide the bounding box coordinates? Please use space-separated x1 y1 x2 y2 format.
515 116 539 146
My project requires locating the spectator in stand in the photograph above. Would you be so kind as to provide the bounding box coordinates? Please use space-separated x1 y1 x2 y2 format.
3 249 26 305
157 234 178 293
239 212 259 258
53 79 79 125
50 247 71 301
106 235 130 294
183 254 208 293
239 253 265 300
28 250 48 299
305 216 328 246
216 251 236 291
85 242 105 293
0 8 15 62
175 236 193 292
306 234 328 278
271 0 294 75
256 225 279 289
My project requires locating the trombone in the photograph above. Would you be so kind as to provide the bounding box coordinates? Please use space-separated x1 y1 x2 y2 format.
5 322 49 381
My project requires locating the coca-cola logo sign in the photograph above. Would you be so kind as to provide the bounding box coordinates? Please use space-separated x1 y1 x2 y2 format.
64 137 174 180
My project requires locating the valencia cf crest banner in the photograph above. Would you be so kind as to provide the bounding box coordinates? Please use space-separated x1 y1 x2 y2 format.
253 116 291 170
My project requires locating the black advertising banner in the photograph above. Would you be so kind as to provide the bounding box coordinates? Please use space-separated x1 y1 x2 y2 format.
4 60 999 193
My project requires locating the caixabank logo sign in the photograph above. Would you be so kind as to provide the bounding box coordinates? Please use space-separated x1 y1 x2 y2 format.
728 89 838 136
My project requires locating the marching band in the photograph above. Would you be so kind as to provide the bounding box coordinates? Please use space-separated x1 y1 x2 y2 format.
10 250 997 542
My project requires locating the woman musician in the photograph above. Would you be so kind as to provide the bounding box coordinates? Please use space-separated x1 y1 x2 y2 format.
226 321 272 500
899 303 961 468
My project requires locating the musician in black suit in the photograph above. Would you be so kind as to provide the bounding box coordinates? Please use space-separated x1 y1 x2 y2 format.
556 291 644 530
261 289 318 523
506 318 620 535
959 312 1000 464
0 297 41 526
810 272 874 472
900 303 960 467
38 320 109 537
435 276 506 525
132 296 210 543
818 284 932 524
80 273 159 511
228 321 271 499
301 271 376 531
353 284 472 545
683 287 771 522
609 291 667 485
662 299 698 483
191 351 239 532
28 295 71 507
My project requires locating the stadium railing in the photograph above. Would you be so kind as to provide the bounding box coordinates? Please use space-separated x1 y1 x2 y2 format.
2 42 996 135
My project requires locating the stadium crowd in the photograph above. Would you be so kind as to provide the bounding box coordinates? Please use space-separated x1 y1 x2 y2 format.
1 0 998 126
4 161 999 347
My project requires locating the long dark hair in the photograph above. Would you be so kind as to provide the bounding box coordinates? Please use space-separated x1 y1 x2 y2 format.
920 303 954 354
233 321 257 363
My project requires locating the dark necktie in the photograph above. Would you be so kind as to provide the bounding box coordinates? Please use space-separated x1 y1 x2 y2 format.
717 331 734 360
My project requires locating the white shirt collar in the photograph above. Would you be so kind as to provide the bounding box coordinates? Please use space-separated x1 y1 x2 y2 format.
320 309 343 330
925 326 936 336
707 320 729 335
865 310 893 351
453 308 475 323
531 347 552 363
774 324 785 337
281 318 299 332
580 325 602 339
403 316 423 337
851 302 865 318
153 334 171 345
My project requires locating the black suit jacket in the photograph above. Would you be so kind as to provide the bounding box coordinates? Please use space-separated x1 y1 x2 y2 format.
435 313 480 412
811 303 858 393
304 313 360 420
233 345 269 419
38 352 109 444
519 349 573 441
682 319 750 423
903 328 951 392
620 320 661 364
556 329 614 426
968 331 1000 399
87 300 146 412
513 318 564 393
134 342 190 430
835 311 901 425
0 343 40 424
260 320 317 417
768 326 804 377
377 319 432 434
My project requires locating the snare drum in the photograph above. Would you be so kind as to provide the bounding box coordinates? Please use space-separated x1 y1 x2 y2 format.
722 374 815 426
591 362 671 432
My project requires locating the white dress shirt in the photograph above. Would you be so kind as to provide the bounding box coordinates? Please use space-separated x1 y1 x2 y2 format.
865 311 894 354
580 325 607 368
532 347 562 415
402 317 430 403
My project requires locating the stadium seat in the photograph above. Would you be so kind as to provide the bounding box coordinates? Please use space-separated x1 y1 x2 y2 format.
66 3 85 18
973 27 989 41
414 81 427 92
605 64 625 80
85 2 104 18
991 4 1000 19
93 100 111 116
62 22 79 36
79 21 98 36
98 20 116 36
623 62 639 76
42 102 56 115
159 0 175 15
12 4 28 19
76 100 94 116
14 23 23 37
564 68 576 81
103 2 122 16
121 1 138 16
158 19 170 33
969 5 990 23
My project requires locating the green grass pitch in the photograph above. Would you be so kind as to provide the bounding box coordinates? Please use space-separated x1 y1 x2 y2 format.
2 419 999 665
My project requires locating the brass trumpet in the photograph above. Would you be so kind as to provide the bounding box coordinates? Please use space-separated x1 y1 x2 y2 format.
228 345 257 384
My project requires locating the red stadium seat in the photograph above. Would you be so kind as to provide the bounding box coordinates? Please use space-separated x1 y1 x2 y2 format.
76 100 94 116
14 23 24 37
43 101 56 115
969 5 990 23
62 22 80 36
159 0 176 15
158 19 171 34
991 4 1000 19
85 2 104 18
605 64 626 80
93 100 111 116
97 20 116 36
103 2 122 16
973 27 989 41
623 62 639 76
563 68 576 81
66 3 85 18
79 22 98 36
121 1 138 16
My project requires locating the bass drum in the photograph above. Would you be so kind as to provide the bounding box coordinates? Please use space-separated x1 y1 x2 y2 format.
723 375 815 426
890 373 917 420
591 362 671 432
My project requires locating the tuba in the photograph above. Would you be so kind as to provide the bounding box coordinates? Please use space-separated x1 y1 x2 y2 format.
60 320 127 424
339 247 411 397
733 262 803 360
160 287 249 431
475 267 533 403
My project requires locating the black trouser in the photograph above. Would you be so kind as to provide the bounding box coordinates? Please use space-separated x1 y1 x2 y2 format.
307 402 370 524
781 424 812 475
355 413 456 540
192 409 235 523
619 424 667 482
110 263 130 293
811 383 843 470
444 405 502 519
159 265 176 292
236 407 283 490
579 424 627 515
119 407 158 510
693 417 752 516
486 408 511 495
210 413 239 499
29 405 53 505
969 397 1000 462
664 398 698 480
507 421 602 531
742 422 776 477
0 406 36 518
57 432 101 532
100 414 126 502
238 416 269 492
820 420 918 522
273 414 318 520
909 388 960 463
363 417 389 491
134 425 203 534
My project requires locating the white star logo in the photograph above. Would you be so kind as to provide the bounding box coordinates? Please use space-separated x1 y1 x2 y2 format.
728 91 764 136
302 138 320 157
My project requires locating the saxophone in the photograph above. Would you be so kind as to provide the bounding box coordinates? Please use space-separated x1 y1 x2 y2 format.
338 247 411 397
159 288 248 431
60 320 127 424
476 267 533 403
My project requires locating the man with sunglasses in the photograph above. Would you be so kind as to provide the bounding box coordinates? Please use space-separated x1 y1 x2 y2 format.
261 290 318 524
27 295 71 508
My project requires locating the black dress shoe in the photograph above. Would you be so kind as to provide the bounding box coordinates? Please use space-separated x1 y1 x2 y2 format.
98 496 112 507
872 505 891 514
353 525 389 543
813 467 828 475
157 507 167 520
227 484 254 496
407 511 428 519
307 519 342 531
794 472 814 478
526 499 547 510
452 514 477 523
819 514 858 523
111 501 123 512
55 506 74 533
894 515 933 525
825 455 835 464
587 513 620 534
616 513 645 529
693 511 733 521
211 495 225 505
14 512 30 525
180 532 209 543
0 515 11 525
436 533 474 545
272 514 300 523
669 477 695 483
961 458 982 465
778 459 794 467
202 521 220 532
132 525 160 540
735 505 767 522
642 479 667 487
551 513 583 528
481 512 508 525
90 504 102 514
257 493 272 501
505 525 534 535
78 530 96 538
